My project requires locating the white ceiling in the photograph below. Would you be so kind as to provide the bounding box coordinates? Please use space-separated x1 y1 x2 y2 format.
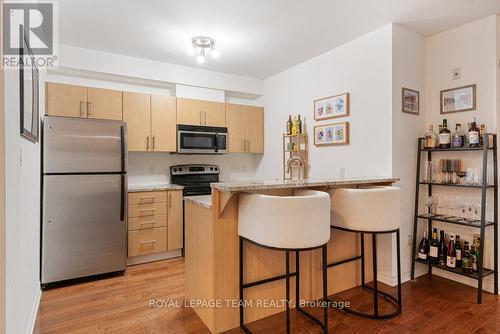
58 0 500 79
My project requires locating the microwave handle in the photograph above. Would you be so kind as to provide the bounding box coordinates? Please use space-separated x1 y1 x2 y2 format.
214 133 219 153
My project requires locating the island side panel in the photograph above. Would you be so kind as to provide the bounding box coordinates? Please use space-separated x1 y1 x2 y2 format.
184 202 215 331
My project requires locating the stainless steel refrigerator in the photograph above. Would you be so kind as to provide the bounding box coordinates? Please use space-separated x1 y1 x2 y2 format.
41 116 127 285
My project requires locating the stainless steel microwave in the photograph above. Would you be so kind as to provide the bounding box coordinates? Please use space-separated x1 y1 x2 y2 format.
177 125 227 154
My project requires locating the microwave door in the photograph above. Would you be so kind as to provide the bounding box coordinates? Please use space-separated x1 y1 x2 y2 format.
179 131 216 153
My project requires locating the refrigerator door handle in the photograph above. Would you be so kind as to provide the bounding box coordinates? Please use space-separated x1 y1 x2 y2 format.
120 125 126 172
120 174 125 221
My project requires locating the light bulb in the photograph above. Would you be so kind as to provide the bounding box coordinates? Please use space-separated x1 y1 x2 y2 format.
196 54 206 64
211 48 220 59
186 45 196 56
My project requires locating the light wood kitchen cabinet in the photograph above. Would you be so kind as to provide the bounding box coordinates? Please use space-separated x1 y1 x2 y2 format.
167 190 183 250
46 83 123 120
226 103 264 153
123 92 151 151
46 82 88 118
127 190 184 258
87 87 123 120
151 95 177 152
177 97 225 127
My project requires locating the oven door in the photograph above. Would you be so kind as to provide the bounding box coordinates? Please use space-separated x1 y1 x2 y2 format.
178 130 217 154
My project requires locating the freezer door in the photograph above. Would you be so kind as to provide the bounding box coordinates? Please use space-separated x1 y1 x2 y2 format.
42 174 127 284
43 116 127 173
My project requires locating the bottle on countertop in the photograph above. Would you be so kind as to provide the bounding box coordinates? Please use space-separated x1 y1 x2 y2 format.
424 124 438 149
452 123 465 148
428 228 439 265
286 115 292 135
446 234 457 269
418 231 429 260
438 230 447 266
455 235 462 268
439 119 451 149
471 246 478 272
297 115 302 134
468 117 480 147
291 117 298 135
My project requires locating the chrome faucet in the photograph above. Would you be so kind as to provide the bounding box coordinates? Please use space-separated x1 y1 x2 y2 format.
286 156 305 180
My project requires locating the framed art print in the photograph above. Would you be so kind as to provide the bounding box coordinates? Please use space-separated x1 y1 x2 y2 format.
314 92 349 121
440 84 476 114
314 121 349 146
402 88 419 115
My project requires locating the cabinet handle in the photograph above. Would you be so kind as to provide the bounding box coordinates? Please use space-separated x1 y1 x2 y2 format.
146 136 150 151
79 101 85 117
140 240 157 245
246 140 250 152
152 136 155 150
140 208 155 215
204 112 207 125
199 111 202 125
87 102 91 117
139 196 156 203
169 193 172 209
140 222 155 228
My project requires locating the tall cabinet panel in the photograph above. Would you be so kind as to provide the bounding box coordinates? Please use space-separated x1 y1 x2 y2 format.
46 82 88 118
87 87 123 120
123 92 151 152
226 103 246 153
151 95 176 152
245 106 264 153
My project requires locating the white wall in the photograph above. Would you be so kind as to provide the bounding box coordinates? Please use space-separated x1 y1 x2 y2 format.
256 24 394 181
5 68 44 333
391 25 426 282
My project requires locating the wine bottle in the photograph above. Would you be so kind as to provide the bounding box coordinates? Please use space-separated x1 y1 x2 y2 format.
462 241 471 274
438 230 447 266
418 231 429 260
297 115 302 134
439 119 451 149
428 228 439 264
471 246 478 272
286 115 292 135
480 124 486 146
455 235 462 268
468 117 480 147
291 117 298 135
446 234 457 268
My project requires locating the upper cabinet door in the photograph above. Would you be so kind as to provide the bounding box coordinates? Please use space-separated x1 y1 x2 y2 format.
203 100 226 127
245 106 264 153
123 92 151 152
87 87 123 120
226 103 246 153
151 95 176 152
46 82 88 118
176 98 203 126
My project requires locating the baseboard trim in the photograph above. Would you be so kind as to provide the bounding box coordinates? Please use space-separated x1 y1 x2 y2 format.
26 288 41 334
127 249 182 266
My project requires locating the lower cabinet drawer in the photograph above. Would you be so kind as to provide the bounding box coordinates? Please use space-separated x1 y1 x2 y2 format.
128 227 167 257
128 215 166 231
128 202 167 218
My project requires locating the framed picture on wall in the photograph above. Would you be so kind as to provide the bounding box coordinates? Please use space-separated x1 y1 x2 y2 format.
314 121 349 146
402 88 419 115
19 25 40 142
440 84 476 114
314 92 349 121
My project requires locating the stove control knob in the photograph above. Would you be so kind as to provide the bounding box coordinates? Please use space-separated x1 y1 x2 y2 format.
173 168 177 172
210 167 214 171
214 167 218 171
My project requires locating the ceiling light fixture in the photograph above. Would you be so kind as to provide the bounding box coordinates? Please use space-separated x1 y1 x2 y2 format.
187 36 220 63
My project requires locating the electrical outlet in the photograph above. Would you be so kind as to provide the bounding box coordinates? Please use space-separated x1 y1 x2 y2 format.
452 67 461 80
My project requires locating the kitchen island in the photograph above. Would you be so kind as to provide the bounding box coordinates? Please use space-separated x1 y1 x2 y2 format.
184 177 399 333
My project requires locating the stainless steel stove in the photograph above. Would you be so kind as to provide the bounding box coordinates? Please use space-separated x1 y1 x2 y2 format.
170 164 220 196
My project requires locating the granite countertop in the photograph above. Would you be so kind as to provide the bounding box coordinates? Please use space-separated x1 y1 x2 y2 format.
128 183 184 192
211 176 399 192
184 195 212 209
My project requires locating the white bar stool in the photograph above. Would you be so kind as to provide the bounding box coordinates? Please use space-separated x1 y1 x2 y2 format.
328 186 402 319
238 190 331 333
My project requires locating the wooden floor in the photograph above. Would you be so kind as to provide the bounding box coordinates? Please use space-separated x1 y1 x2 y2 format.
34 258 500 334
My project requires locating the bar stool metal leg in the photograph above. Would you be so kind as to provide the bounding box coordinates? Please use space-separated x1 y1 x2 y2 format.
396 229 402 312
360 233 365 288
372 233 378 318
295 251 300 309
285 251 291 334
322 244 329 333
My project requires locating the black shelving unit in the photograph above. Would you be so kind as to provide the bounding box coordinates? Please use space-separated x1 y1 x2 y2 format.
410 134 498 304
